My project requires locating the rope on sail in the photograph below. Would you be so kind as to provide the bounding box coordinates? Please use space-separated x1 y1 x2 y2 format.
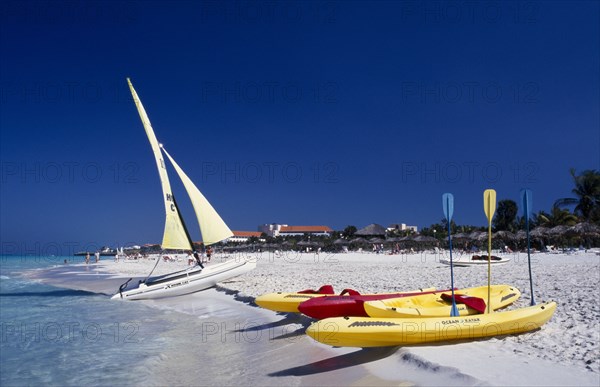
143 255 162 283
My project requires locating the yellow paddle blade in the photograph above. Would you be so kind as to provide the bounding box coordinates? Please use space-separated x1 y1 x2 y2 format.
483 189 497 225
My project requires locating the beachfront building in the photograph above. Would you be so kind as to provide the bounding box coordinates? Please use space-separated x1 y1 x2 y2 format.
387 223 418 233
258 224 333 237
227 231 263 243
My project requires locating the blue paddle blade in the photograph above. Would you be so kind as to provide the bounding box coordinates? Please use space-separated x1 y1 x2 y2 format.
520 189 532 219
442 193 454 221
450 303 460 317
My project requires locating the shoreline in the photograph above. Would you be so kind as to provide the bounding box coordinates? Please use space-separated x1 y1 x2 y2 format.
22 251 600 386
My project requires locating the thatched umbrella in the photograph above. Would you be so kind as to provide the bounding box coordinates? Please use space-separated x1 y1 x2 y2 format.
494 230 516 241
548 225 570 236
355 224 387 236
492 230 516 250
385 237 402 243
565 222 600 248
452 232 470 240
468 231 488 242
333 238 349 245
297 240 322 247
516 230 527 240
530 227 550 238
568 222 600 236
349 237 369 244
389 236 410 248
547 225 573 247
412 235 439 250
412 235 438 243
369 237 386 244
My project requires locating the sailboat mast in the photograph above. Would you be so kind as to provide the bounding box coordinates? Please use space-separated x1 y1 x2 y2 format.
172 194 195 251
127 78 192 251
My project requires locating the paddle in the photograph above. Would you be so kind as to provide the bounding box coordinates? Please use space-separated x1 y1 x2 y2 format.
442 193 460 317
521 188 535 305
483 189 496 314
440 293 487 314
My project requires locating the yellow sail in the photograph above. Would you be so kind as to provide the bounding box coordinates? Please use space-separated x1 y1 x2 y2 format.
161 147 234 245
127 78 192 250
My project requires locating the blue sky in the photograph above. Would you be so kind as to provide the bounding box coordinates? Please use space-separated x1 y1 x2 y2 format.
1 1 598 254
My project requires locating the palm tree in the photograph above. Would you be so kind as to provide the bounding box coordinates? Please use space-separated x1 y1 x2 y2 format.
534 205 579 227
493 199 518 232
342 225 357 238
555 169 600 223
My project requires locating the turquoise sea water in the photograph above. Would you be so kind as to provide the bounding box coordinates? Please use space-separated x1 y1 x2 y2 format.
0 255 287 387
0 256 185 386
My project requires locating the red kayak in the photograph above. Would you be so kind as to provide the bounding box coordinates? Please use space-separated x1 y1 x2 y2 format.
298 287 444 320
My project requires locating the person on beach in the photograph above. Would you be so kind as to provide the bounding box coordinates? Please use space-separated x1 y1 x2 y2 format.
206 246 213 262
85 253 90 264
95 251 100 263
193 251 204 268
187 251 195 266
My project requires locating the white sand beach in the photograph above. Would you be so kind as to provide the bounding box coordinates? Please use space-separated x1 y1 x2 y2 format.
28 250 600 386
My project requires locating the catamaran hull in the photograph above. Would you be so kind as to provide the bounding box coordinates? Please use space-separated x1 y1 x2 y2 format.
111 259 256 300
440 257 511 266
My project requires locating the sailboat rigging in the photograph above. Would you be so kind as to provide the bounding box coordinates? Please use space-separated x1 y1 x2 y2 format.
112 78 255 300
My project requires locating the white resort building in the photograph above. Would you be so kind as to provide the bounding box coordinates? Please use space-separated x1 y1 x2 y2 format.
258 224 333 238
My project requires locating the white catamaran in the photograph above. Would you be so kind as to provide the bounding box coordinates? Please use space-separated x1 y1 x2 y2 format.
112 79 255 300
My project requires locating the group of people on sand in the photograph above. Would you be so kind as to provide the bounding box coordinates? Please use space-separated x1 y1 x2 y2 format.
187 246 213 266
84 252 100 264
372 244 384 254
84 247 215 266
389 244 416 255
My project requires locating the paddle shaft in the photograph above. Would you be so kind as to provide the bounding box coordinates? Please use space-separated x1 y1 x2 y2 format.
523 190 536 305
445 195 459 317
487 217 492 314
484 190 496 314
525 216 535 305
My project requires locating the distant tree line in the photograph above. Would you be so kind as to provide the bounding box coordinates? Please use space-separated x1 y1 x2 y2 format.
138 169 599 253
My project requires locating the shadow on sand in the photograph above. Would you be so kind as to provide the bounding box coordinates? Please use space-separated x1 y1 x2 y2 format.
269 346 400 377
233 312 313 339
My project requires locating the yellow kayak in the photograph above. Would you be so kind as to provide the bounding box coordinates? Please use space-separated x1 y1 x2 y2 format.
306 301 557 347
255 286 435 313
364 284 520 318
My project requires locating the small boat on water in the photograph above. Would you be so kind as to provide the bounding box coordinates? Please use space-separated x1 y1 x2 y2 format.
440 254 511 267
112 79 255 300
